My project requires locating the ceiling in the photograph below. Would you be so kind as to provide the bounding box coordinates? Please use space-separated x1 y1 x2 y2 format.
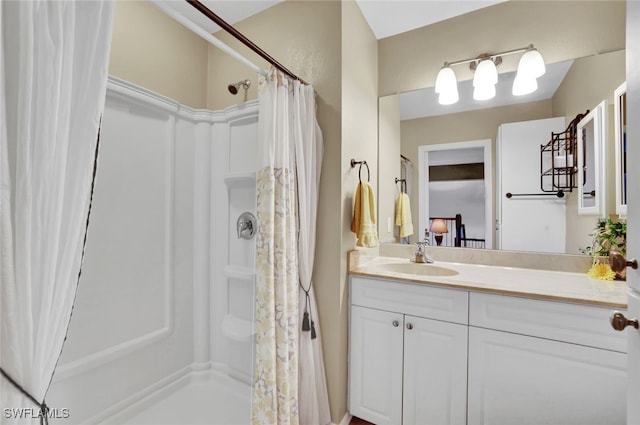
355 0 507 39
165 0 506 40
159 1 570 119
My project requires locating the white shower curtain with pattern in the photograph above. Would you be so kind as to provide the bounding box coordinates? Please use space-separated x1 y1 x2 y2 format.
0 1 113 424
252 68 330 425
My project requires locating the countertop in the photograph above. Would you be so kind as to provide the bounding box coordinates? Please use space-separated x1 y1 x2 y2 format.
348 253 628 309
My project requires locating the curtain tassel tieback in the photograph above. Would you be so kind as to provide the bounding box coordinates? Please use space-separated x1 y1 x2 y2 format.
1 367 50 425
301 288 317 340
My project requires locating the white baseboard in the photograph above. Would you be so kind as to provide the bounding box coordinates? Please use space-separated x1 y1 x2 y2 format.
335 411 353 425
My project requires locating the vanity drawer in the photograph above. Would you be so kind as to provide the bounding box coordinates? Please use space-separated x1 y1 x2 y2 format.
350 276 468 325
469 292 627 352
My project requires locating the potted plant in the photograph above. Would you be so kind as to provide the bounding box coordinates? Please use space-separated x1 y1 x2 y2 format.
581 217 627 280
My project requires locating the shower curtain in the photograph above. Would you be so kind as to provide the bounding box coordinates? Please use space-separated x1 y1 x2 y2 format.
293 75 331 425
252 68 330 425
0 2 113 424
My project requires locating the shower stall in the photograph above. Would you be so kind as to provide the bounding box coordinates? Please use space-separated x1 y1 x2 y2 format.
46 77 259 425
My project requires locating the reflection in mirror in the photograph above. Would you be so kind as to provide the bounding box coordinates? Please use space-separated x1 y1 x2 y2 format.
377 1 626 255
497 117 568 253
577 101 607 216
419 141 492 249
614 82 628 216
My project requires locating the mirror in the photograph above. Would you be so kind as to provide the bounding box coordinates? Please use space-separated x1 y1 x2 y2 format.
377 0 626 255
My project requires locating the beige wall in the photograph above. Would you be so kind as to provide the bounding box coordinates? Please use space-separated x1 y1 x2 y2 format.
378 1 625 96
109 0 208 108
340 1 379 420
552 49 626 254
207 0 343 110
401 100 554 243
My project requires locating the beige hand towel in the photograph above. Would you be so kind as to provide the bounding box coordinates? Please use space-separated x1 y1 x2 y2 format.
351 182 379 247
395 193 414 238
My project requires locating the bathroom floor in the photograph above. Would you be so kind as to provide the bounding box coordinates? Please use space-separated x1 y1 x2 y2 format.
350 416 374 425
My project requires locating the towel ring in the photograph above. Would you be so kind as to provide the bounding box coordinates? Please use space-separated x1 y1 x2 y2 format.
359 162 370 182
350 158 370 183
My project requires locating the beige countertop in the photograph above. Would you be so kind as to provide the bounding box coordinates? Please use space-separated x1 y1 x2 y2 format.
348 252 628 309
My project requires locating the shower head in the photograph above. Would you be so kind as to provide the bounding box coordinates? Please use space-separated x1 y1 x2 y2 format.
228 79 251 95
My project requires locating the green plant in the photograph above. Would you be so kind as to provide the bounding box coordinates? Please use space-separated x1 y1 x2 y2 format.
580 217 627 257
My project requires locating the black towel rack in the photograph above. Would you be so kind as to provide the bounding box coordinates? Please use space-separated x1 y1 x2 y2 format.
350 158 370 182
506 191 565 198
395 177 406 192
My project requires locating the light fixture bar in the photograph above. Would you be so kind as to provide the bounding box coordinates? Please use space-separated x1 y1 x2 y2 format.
444 44 534 68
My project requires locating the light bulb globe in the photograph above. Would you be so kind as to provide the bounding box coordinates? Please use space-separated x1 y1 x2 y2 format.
435 66 457 94
512 75 538 96
517 49 546 79
473 83 496 101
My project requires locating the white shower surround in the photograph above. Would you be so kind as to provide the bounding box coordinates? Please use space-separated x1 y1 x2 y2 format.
46 77 258 424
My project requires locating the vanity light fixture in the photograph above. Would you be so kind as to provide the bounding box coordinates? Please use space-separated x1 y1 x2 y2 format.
434 44 546 105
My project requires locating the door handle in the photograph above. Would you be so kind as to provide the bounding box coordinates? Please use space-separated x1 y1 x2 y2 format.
609 251 638 273
392 320 400 327
406 323 413 330
610 311 639 331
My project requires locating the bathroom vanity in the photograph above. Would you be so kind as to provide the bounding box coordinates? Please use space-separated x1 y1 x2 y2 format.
347 253 628 425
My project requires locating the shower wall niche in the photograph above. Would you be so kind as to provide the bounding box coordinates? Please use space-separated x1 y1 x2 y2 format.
47 77 258 424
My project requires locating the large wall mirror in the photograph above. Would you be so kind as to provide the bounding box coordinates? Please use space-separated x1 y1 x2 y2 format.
377 0 626 255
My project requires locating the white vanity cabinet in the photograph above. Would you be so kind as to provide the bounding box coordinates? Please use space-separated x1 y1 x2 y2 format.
467 292 627 425
348 273 628 425
349 276 468 425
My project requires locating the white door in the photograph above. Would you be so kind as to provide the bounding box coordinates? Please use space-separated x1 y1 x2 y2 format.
627 1 640 423
496 117 567 253
349 306 404 425
403 315 467 425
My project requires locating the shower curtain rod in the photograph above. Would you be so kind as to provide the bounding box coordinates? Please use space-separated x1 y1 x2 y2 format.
185 0 306 84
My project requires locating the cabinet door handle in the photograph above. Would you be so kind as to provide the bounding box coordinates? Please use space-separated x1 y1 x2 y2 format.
392 320 400 327
610 311 639 331
406 323 413 330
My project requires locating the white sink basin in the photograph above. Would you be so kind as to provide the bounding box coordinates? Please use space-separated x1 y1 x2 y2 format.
376 262 459 277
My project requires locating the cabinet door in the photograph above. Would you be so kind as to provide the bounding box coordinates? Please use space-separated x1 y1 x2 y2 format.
349 306 404 425
468 327 626 425
403 315 467 425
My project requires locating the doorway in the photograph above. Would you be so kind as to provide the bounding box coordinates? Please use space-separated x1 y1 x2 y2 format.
418 140 493 249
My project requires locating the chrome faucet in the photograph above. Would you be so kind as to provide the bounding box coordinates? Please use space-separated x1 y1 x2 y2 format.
415 242 434 264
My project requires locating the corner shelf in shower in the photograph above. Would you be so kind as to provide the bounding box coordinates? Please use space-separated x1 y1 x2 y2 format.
221 314 254 343
224 265 255 282
224 172 256 187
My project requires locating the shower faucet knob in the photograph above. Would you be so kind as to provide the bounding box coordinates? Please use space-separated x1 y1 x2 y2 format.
237 211 256 240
